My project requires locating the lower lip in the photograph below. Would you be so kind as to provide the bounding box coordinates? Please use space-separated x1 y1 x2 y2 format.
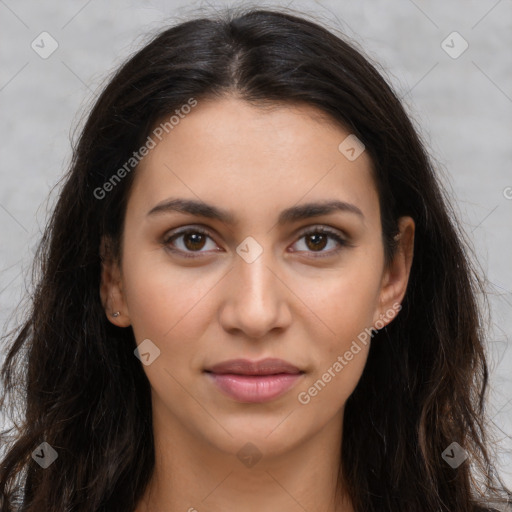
206 372 303 403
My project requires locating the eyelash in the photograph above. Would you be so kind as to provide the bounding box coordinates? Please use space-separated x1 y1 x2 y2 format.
162 225 349 259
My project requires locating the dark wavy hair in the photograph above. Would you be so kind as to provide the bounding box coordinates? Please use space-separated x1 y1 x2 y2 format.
1 6 510 512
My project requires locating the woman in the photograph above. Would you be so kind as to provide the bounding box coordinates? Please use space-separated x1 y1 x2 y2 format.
1 7 510 512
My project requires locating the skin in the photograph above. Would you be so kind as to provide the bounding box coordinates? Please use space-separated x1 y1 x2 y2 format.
100 96 414 512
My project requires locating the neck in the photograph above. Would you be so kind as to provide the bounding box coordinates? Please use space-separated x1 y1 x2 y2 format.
135 402 353 512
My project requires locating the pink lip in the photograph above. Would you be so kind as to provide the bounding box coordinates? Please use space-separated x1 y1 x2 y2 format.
207 373 303 403
205 358 304 403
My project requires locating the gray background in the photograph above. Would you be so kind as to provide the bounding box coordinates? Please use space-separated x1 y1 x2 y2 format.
1 0 511 487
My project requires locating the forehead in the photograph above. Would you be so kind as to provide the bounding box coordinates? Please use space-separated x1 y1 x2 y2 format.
127 97 379 228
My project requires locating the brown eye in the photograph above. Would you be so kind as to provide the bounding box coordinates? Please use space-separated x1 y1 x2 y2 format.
182 232 207 251
304 233 329 251
163 227 219 258
291 227 348 257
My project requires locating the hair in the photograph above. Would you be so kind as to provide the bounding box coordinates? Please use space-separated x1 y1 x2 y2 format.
1 6 510 512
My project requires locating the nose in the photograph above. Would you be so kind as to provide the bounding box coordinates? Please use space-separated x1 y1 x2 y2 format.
218 248 292 339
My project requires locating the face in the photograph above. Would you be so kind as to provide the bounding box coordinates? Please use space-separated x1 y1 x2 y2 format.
101 96 414 461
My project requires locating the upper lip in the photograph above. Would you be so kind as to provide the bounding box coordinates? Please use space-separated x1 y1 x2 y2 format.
205 358 302 376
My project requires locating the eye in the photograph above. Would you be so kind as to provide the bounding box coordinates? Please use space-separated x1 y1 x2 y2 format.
290 227 348 257
163 225 349 259
163 227 220 258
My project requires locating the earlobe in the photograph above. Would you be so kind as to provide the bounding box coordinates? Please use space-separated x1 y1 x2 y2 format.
375 216 415 326
99 236 131 328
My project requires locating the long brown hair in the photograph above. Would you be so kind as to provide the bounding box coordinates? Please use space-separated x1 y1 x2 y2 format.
1 7 510 511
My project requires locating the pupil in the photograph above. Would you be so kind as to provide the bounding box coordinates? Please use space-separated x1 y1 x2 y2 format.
306 233 327 251
185 233 205 251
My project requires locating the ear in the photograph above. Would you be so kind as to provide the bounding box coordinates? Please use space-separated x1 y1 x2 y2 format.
99 236 131 328
373 216 415 327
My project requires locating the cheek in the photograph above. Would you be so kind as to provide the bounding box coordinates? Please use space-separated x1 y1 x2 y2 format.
121 251 215 397
301 255 383 345
295 250 382 409
296 291 373 419
122 247 216 342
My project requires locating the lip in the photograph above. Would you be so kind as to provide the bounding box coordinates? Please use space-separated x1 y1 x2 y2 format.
206 358 302 376
205 358 304 403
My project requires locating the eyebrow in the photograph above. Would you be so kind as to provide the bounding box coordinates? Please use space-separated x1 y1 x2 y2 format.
147 197 364 225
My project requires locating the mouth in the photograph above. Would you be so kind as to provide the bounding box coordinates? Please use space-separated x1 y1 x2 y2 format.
204 358 305 403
